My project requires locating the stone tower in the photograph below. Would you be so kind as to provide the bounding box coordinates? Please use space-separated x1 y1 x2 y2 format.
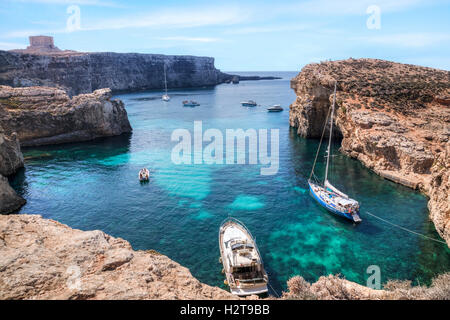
26 36 60 52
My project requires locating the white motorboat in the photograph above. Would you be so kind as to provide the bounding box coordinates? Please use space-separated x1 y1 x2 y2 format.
267 104 283 112
219 217 268 296
139 168 150 182
241 100 257 107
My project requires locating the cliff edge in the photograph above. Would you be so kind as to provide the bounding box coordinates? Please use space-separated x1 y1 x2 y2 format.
289 58 450 245
0 50 229 96
0 214 235 299
0 85 132 147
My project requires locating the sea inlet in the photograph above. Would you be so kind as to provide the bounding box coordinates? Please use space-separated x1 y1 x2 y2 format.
11 72 450 295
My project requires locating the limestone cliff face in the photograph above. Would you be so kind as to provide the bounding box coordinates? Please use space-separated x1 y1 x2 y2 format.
0 85 132 146
0 127 25 213
0 126 23 176
0 50 229 96
0 214 234 299
289 58 450 245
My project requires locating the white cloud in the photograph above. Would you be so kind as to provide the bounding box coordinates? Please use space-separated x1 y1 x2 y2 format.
225 23 313 35
8 0 120 7
157 36 220 43
0 41 27 50
357 33 450 48
289 0 426 15
84 6 246 31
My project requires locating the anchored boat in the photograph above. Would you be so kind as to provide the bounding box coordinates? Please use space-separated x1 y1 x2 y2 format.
308 81 362 223
267 104 283 112
162 64 170 101
182 100 200 107
219 217 268 296
139 168 150 182
241 100 257 107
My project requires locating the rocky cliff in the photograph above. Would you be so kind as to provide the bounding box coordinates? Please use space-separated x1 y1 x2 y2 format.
0 126 25 213
289 58 450 245
283 274 450 300
0 85 132 146
0 50 229 96
0 214 234 299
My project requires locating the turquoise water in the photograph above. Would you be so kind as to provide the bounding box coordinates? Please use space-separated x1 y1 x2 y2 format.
11 72 450 294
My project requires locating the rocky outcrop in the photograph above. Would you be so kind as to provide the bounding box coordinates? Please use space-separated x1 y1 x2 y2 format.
283 274 450 300
0 126 23 176
0 127 25 213
0 214 235 300
0 85 132 146
0 176 25 214
0 50 230 96
289 58 450 245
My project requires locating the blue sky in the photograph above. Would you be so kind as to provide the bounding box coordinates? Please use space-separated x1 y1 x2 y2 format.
0 0 449 71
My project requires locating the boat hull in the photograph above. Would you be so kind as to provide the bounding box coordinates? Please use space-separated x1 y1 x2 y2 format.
308 182 360 222
219 218 268 296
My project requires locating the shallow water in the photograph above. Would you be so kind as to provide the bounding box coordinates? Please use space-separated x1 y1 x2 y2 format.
11 72 450 294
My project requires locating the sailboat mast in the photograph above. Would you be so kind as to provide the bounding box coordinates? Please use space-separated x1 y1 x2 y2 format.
324 81 337 184
164 64 168 94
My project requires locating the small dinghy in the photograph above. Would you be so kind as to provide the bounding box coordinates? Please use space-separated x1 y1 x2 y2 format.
267 104 283 112
219 217 268 296
308 81 361 223
139 168 150 182
182 100 200 107
241 100 257 107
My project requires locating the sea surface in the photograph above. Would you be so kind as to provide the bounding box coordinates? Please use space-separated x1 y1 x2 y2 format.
11 71 450 295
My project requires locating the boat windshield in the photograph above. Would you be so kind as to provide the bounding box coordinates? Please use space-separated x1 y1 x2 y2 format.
232 265 264 281
231 243 254 251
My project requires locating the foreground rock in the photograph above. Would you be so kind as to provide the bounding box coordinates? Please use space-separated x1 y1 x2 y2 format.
283 274 450 300
0 85 132 146
0 214 235 300
289 58 450 245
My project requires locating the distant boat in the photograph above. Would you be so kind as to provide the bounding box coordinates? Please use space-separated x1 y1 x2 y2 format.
183 100 200 107
162 64 170 101
139 168 150 182
267 104 283 112
219 217 268 296
308 81 362 223
241 100 257 107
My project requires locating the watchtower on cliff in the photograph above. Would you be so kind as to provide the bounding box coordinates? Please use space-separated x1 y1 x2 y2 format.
26 36 61 52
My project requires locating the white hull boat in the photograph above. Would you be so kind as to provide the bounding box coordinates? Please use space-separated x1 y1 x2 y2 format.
267 104 283 112
219 217 268 296
162 64 170 101
139 168 150 182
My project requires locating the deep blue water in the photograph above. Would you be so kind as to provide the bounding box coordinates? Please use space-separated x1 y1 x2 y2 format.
11 72 450 295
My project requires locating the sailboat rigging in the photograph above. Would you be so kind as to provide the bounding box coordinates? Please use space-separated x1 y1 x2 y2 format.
308 81 362 223
162 64 170 101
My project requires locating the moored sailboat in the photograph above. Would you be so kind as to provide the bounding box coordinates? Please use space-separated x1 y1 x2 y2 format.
162 64 170 101
308 81 362 223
